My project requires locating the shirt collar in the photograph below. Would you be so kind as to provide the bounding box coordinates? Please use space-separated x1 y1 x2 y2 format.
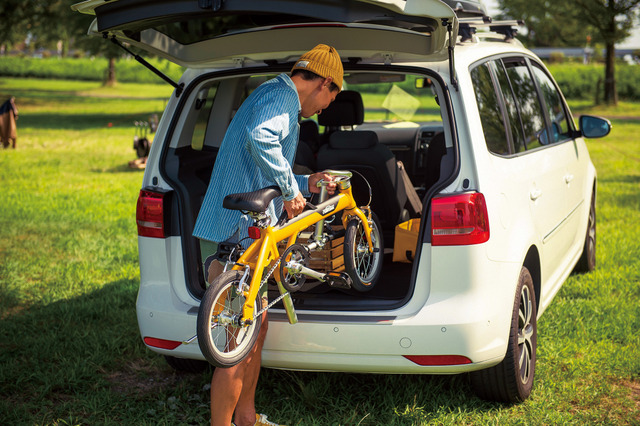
277 73 301 114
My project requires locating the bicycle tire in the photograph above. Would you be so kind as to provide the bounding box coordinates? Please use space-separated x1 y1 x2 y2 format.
197 270 262 368
343 212 384 292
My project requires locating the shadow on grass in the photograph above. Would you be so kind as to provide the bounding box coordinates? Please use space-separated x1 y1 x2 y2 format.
258 369 503 424
0 279 215 423
19 112 163 131
0 278 503 424
92 164 146 174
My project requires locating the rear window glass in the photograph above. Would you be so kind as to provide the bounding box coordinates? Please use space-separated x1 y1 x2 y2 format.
494 61 526 154
503 59 547 150
470 62 510 155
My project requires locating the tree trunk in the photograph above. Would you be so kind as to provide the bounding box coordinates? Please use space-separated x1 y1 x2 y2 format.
105 57 117 87
603 41 617 105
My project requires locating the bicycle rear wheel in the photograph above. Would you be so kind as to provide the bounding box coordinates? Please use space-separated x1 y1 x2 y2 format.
197 270 262 368
343 212 384 292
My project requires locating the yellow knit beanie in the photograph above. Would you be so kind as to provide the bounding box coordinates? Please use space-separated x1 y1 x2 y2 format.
291 44 343 90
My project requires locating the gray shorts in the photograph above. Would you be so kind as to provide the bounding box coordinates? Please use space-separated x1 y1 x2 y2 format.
198 234 268 299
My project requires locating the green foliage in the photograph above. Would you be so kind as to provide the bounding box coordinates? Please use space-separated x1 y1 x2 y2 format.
0 77 639 424
546 63 640 101
0 56 185 84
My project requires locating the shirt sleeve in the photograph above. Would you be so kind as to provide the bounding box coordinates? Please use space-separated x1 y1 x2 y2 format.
245 89 300 201
295 174 311 197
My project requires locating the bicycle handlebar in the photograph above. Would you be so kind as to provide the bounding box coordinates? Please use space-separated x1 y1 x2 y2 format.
316 170 352 187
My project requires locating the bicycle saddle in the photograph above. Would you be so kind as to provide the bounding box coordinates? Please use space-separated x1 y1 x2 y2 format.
223 186 281 213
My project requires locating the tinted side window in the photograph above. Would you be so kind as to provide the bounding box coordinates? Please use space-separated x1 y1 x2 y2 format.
503 59 547 150
530 63 572 143
470 63 510 155
494 61 526 153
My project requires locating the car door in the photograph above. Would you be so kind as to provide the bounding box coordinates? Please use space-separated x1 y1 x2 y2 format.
501 57 579 287
470 56 576 288
528 61 586 252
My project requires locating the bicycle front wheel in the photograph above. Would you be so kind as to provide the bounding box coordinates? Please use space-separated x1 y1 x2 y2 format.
197 270 262 368
344 212 384 292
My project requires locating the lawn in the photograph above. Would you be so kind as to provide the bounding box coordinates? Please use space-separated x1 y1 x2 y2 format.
0 78 638 425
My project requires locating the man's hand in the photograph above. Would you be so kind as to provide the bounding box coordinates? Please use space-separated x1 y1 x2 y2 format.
308 172 337 195
283 173 336 219
283 192 306 219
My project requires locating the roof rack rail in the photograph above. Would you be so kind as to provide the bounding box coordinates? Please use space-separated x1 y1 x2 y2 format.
458 17 525 42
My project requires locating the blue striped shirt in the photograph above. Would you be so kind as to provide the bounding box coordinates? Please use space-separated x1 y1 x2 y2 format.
193 74 310 244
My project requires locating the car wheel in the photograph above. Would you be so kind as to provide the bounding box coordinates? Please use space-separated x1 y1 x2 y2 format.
164 355 210 373
574 189 596 273
470 266 537 403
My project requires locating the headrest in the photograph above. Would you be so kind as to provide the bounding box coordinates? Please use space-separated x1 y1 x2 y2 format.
299 119 319 141
318 91 364 127
329 130 378 150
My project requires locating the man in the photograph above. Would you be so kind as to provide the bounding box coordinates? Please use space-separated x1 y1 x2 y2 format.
192 44 343 426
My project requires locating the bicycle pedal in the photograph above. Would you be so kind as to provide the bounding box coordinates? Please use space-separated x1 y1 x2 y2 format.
324 271 352 289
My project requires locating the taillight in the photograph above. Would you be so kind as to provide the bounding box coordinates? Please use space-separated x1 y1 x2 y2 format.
136 190 166 238
431 193 489 246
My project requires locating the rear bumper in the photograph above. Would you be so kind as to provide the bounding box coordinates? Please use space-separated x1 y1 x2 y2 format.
137 240 521 373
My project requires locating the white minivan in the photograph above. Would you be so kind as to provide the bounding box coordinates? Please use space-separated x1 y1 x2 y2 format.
74 0 611 402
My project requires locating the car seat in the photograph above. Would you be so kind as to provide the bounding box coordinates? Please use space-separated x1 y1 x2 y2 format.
424 132 446 190
316 130 408 241
317 90 364 146
294 120 319 174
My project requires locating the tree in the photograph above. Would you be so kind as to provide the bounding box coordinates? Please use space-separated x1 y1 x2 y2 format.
573 0 640 104
0 0 121 85
497 0 596 47
499 0 640 105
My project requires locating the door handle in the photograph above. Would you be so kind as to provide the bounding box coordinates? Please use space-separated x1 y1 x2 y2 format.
530 189 542 201
564 174 574 184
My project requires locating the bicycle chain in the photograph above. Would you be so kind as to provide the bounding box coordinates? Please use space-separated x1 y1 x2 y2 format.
252 252 289 320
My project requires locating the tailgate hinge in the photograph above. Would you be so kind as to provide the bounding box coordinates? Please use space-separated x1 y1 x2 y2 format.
442 18 458 92
107 34 184 98
233 57 245 68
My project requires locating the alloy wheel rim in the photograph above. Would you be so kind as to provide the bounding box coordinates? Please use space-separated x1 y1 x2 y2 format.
517 285 534 384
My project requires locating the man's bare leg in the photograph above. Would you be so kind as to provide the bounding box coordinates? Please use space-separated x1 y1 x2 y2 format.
210 300 269 426
233 307 268 425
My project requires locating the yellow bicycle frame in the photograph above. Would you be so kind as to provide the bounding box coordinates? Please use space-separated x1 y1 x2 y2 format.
232 183 374 323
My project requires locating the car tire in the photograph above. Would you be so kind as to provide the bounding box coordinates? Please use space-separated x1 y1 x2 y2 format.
470 266 537 403
164 355 210 373
574 189 596 273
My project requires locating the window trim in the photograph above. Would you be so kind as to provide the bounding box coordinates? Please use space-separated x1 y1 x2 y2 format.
469 53 578 159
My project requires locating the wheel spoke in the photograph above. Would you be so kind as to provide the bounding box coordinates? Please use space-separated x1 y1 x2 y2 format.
206 284 251 355
518 342 530 382
517 285 534 383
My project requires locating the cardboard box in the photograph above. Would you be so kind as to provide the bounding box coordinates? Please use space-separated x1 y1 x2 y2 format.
393 218 421 263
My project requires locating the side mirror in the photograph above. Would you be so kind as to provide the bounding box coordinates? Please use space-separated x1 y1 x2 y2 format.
579 115 612 139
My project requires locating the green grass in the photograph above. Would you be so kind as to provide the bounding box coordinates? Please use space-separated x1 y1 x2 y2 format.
0 78 639 424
